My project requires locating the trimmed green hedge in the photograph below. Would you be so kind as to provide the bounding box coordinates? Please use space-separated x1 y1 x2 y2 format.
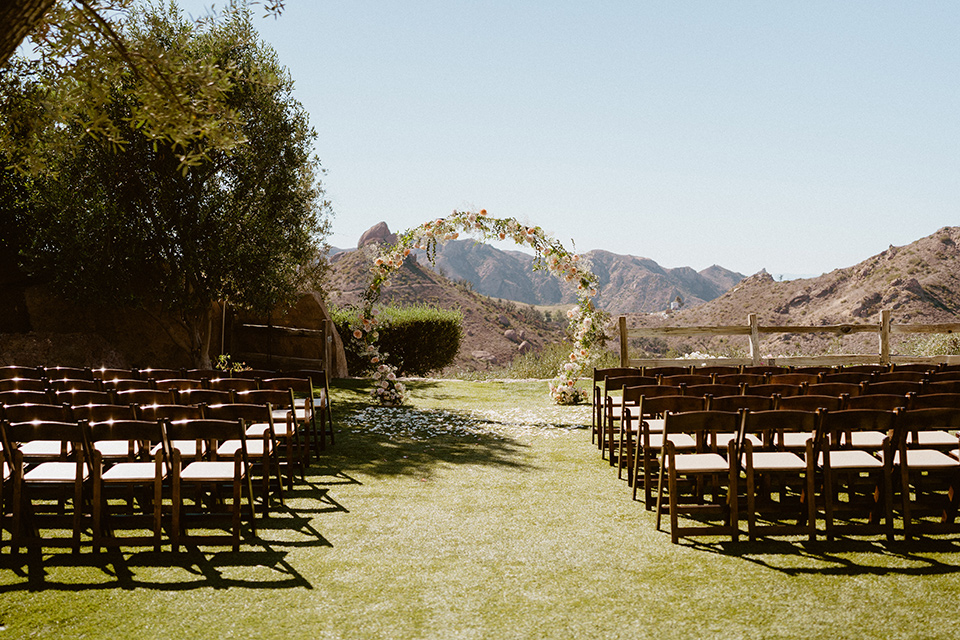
332 304 463 377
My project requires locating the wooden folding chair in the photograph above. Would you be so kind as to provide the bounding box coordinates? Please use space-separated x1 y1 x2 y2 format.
893 408 960 539
261 377 321 458
165 418 257 551
599 375 658 456
612 384 679 472
1 419 90 554
203 403 284 515
818 409 895 541
83 419 167 552
235 389 305 486
739 409 818 541
627 394 705 505
655 410 742 543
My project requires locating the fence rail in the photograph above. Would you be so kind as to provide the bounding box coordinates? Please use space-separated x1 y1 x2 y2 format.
618 309 960 368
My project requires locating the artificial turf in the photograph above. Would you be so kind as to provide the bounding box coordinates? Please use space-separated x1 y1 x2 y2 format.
1 378 959 639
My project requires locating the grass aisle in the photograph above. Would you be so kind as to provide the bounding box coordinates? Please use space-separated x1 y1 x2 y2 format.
1 379 960 638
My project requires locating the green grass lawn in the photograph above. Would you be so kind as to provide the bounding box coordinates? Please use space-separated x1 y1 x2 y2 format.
2 378 960 639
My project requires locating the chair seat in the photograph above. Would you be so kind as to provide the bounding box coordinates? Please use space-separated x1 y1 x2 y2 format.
180 461 247 481
781 432 814 449
102 462 168 482
272 408 310 422
155 440 204 457
244 422 273 437
907 431 958 447
646 433 696 450
24 461 90 482
20 440 71 458
821 449 883 469
95 441 137 459
669 453 730 474
217 439 269 457
847 431 886 449
893 449 960 469
744 451 807 471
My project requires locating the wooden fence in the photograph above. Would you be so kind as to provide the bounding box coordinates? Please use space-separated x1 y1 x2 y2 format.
618 309 960 368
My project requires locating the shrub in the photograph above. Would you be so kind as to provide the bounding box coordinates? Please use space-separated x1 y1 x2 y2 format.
332 304 463 377
506 343 620 379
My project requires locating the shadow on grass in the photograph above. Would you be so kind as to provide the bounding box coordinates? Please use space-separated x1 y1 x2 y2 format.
685 535 960 576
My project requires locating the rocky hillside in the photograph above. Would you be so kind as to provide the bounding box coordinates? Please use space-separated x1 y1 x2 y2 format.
417 240 745 314
327 247 569 373
627 226 960 358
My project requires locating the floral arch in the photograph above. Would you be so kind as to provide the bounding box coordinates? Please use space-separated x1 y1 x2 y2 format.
351 209 605 405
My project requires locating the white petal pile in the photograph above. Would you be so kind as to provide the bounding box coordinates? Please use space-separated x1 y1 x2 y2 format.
342 405 592 441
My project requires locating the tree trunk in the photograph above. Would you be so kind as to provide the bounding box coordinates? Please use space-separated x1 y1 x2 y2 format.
187 305 214 369
0 0 57 66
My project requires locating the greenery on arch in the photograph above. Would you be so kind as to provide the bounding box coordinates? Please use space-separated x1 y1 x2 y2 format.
349 209 605 405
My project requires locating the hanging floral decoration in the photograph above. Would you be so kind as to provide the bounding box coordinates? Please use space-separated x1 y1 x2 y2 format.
355 209 603 405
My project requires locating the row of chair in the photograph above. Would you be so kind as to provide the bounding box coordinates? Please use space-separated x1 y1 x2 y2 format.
648 406 960 543
590 366 960 543
1 413 268 554
0 365 307 381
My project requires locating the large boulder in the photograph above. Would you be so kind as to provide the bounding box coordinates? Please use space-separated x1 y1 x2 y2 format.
357 221 398 248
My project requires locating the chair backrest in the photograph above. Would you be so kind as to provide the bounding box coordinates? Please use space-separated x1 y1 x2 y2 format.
806 382 861 398
53 389 114 406
0 366 45 380
820 372 875 384
862 381 925 396
70 403 138 423
234 388 294 410
91 367 139 380
777 394 844 412
137 403 204 423
115 389 177 406
692 366 740 376
604 375 659 394
2 403 72 423
637 394 705 418
931 371 960 382
208 377 260 392
707 394 773 412
740 366 788 376
0 378 48 392
642 366 690 377
683 384 742 398
740 409 818 452
659 374 713 387
593 367 640 384
874 371 929 383
841 364 889 374
893 407 960 449
100 378 155 392
769 373 819 385
161 418 248 461
138 368 184 381
203 402 272 424
176 388 234 406
260 377 312 394
924 380 960 395
183 369 221 380
154 378 205 392
908 393 960 410
891 363 938 374
715 373 767 386
44 366 93 380
82 419 164 461
48 378 103 392
661 410 740 452
621 385 682 406
843 393 908 411
819 408 896 449
1 419 85 463
743 383 803 398
0 390 51 406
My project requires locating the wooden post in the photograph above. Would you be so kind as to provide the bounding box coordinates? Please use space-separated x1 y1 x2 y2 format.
748 313 760 366
619 316 629 367
880 309 891 365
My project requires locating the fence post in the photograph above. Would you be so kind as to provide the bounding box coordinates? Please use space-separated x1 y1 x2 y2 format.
619 316 629 367
880 308 891 365
748 313 760 366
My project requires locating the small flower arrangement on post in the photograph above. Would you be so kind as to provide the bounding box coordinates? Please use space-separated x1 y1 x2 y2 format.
361 209 602 406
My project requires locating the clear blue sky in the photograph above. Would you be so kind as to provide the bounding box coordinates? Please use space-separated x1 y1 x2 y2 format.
180 1 959 277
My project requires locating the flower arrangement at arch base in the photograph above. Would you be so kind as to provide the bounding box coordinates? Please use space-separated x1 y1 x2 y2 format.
354 209 604 406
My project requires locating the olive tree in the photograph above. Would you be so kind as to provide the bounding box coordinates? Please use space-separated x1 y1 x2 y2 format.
8 2 331 367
